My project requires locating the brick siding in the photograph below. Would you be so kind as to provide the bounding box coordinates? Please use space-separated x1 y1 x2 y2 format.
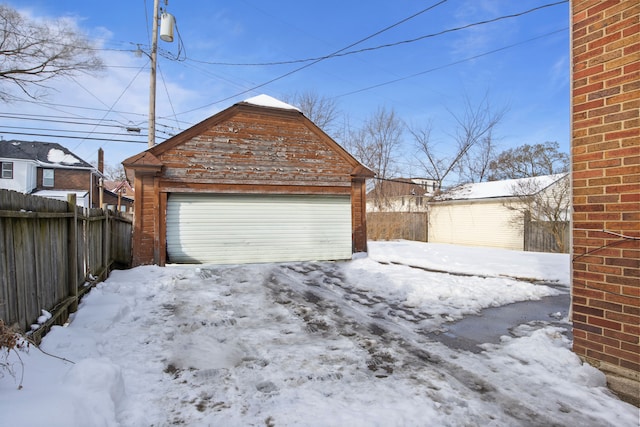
571 0 639 405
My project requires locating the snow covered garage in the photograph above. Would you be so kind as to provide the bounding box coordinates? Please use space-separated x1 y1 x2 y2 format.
123 95 373 266
427 175 569 251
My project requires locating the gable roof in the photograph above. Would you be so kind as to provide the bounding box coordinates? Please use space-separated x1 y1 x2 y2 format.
104 179 135 198
0 140 95 170
123 94 374 179
435 174 568 201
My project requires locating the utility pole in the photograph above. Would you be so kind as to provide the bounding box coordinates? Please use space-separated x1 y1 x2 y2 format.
148 0 160 148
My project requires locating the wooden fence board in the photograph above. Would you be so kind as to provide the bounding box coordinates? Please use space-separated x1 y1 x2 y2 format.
0 189 132 335
367 212 428 242
367 210 569 253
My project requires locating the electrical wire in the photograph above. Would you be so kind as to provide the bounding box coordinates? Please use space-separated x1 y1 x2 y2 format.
68 76 136 125
336 27 568 98
157 63 180 134
0 113 125 128
0 130 147 143
0 124 145 137
172 0 450 117
172 1 567 117
3 1 568 142
70 61 149 152
185 1 567 67
1 107 187 135
572 228 640 262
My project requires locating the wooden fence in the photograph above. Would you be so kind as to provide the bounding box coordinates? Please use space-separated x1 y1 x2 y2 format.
0 189 132 341
367 212 428 242
524 217 570 253
367 210 569 253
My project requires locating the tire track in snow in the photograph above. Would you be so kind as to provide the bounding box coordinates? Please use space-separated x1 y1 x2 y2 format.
264 262 578 427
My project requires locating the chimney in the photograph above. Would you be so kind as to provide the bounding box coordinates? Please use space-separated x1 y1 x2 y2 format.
98 148 104 173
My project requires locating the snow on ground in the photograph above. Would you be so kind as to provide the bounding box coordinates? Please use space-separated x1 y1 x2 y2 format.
367 241 570 284
1 242 637 426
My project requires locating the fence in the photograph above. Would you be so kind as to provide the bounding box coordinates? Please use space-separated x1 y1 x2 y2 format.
0 189 132 341
367 210 569 253
367 212 428 242
524 216 570 253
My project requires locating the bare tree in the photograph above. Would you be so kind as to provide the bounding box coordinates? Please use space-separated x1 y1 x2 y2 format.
344 107 403 209
90 161 126 181
505 174 571 252
285 90 340 137
0 5 103 100
411 93 506 189
456 130 497 184
488 141 569 181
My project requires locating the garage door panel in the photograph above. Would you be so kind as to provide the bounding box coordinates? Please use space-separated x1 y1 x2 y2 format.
166 194 352 264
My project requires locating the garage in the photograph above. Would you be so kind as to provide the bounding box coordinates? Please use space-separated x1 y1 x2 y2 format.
123 94 373 266
166 194 352 264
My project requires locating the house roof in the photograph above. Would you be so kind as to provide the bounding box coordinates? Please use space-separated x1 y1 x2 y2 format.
435 174 568 201
367 179 432 198
104 179 135 198
0 140 95 170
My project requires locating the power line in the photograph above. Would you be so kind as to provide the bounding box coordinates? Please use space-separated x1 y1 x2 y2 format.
336 28 569 99
0 113 125 127
0 124 147 137
0 130 148 144
1 108 186 133
70 61 149 152
173 0 450 117
184 1 568 67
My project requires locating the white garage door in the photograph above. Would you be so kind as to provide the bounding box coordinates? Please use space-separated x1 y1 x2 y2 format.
166 194 352 264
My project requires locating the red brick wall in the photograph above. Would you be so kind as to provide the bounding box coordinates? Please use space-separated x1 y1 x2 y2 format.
36 168 91 190
571 0 639 405
36 168 102 208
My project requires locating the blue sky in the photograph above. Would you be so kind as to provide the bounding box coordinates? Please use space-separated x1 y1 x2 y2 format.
1 0 570 175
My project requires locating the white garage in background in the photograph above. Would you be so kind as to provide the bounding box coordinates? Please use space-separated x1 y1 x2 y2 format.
166 194 353 264
428 174 568 251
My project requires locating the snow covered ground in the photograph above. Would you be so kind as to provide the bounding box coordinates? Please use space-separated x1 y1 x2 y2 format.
1 242 637 426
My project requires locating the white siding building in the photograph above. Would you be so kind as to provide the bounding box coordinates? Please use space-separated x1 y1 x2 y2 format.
428 174 569 251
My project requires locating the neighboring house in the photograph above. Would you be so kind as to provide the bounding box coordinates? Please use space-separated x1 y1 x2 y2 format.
427 174 569 251
367 177 438 212
571 1 639 405
123 94 374 266
0 140 102 207
103 179 134 212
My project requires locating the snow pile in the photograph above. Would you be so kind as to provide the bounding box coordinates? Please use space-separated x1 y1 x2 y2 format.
0 243 636 426
47 148 81 164
243 94 300 111
368 240 570 284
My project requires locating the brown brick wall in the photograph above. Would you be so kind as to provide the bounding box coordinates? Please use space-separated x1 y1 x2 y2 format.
36 168 92 191
35 168 102 208
571 0 639 405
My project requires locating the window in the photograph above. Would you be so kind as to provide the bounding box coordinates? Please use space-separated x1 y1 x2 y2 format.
43 169 54 187
1 162 13 179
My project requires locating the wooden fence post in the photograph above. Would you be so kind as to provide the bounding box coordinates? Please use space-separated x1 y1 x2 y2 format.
523 211 531 252
102 204 110 280
67 194 78 312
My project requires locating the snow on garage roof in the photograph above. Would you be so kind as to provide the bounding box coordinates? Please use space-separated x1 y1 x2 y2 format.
242 94 300 111
437 174 568 201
